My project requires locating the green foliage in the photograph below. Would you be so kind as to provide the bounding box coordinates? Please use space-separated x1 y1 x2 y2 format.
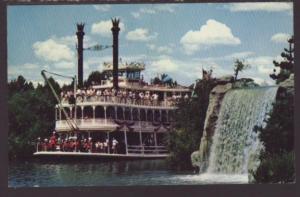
233 59 250 81
251 90 295 183
84 71 105 87
270 36 294 84
8 75 60 159
167 78 216 170
150 73 175 87
251 151 295 183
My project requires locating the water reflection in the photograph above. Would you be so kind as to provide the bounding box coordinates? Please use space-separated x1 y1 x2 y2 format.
9 159 247 187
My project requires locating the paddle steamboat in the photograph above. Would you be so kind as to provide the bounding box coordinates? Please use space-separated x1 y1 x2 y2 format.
34 18 192 159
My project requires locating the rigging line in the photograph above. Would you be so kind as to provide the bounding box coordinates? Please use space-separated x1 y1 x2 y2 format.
42 70 74 79
41 70 78 131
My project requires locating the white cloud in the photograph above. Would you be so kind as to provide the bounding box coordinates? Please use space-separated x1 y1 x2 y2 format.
33 39 75 62
271 33 291 43
180 19 241 55
131 4 176 18
150 58 179 73
93 5 111 12
91 20 125 37
147 44 173 54
54 61 75 69
155 4 176 13
246 56 284 76
8 63 50 81
224 51 254 60
126 28 158 42
131 12 141 18
227 2 293 12
23 63 39 69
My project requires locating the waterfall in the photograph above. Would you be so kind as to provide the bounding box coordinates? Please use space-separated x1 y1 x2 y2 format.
205 87 278 178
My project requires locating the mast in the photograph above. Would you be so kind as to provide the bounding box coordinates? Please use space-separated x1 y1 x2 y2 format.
76 23 85 88
111 18 120 90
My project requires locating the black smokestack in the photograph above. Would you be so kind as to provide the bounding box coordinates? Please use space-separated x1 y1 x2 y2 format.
111 18 120 90
76 23 85 88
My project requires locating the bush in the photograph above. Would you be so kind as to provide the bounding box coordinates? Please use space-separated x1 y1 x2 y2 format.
251 88 295 183
8 76 59 159
167 78 216 170
252 151 295 183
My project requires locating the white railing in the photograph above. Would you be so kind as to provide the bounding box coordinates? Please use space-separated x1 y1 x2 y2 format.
61 95 178 109
127 145 168 154
55 118 171 132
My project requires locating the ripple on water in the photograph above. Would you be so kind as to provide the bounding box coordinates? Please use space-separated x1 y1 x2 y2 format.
167 173 248 184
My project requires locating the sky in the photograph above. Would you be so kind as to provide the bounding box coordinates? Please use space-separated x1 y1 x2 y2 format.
7 2 294 86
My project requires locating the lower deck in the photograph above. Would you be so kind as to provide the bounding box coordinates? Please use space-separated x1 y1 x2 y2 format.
34 151 169 159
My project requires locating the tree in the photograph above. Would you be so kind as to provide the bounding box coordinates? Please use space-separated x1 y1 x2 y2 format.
251 89 295 183
8 75 34 96
8 75 60 159
84 71 105 87
233 59 250 81
167 76 216 170
270 36 294 84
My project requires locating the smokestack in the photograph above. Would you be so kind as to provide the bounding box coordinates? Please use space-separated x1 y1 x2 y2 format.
76 23 85 88
111 18 120 90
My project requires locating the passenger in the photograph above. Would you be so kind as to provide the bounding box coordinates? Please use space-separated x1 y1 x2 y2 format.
112 138 119 154
99 142 104 153
49 132 57 151
184 93 189 100
83 139 88 152
87 137 93 153
43 138 48 151
95 141 99 152
104 138 109 153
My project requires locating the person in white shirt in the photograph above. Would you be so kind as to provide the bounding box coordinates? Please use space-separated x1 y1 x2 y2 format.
104 138 109 153
112 138 118 154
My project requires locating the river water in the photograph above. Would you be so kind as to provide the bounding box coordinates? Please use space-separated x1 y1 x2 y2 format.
8 159 248 187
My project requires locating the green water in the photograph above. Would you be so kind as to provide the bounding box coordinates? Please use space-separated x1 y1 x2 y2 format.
8 159 247 187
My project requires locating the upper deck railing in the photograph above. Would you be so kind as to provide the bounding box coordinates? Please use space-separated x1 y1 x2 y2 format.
60 95 183 109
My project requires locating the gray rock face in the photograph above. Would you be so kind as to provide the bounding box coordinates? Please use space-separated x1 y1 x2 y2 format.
191 82 233 169
232 78 259 88
278 74 294 95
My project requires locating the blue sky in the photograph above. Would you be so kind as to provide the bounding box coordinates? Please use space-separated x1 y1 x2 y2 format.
8 2 293 86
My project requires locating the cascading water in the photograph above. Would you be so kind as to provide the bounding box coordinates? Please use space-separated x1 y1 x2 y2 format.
198 86 278 183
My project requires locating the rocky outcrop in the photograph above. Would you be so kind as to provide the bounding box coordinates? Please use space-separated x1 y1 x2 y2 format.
191 80 233 171
191 77 260 171
278 74 294 96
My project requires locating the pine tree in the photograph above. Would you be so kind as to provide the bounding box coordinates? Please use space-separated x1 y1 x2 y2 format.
270 36 294 84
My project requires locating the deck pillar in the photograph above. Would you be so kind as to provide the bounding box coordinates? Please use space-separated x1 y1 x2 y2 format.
114 106 117 119
107 132 110 154
138 108 143 153
81 106 84 119
166 110 169 122
154 132 158 152
70 107 72 119
123 107 125 120
160 109 162 122
92 106 95 119
152 109 155 122
55 107 57 121
59 108 62 120
124 130 128 155
104 106 107 124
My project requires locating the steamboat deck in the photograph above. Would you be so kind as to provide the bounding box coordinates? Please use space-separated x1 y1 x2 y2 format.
33 151 168 159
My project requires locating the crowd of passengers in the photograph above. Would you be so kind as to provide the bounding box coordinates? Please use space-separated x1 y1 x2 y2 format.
37 131 157 154
37 132 121 153
60 88 189 106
